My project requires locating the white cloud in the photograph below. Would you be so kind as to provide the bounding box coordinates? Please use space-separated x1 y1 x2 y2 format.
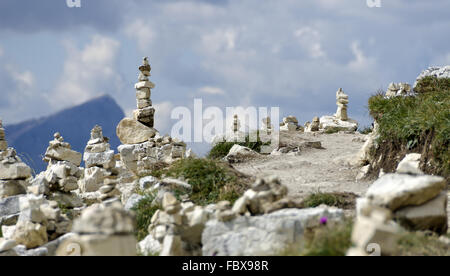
294 27 326 58
5 64 34 89
51 35 122 108
153 101 174 135
201 29 237 54
124 19 156 52
198 86 226 95
348 41 375 70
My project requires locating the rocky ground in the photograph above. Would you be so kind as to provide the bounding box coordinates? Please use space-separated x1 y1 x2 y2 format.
233 131 450 228
234 132 372 198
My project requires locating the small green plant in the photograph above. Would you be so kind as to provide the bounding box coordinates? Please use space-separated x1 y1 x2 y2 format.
131 192 161 241
150 158 249 206
324 127 343 134
396 232 450 256
298 220 354 256
303 192 357 209
0 225 3 238
359 126 373 135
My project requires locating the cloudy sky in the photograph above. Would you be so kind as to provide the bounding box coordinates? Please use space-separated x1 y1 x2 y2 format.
0 0 449 151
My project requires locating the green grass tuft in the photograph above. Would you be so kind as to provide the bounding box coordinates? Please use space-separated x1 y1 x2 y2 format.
303 192 357 209
396 232 450 256
150 158 249 206
131 192 161 242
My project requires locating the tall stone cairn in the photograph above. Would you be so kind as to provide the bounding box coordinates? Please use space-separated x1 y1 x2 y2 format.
0 119 7 151
133 57 156 128
335 88 349 121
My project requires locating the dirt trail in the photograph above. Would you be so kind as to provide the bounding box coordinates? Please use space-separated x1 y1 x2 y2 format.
233 132 373 199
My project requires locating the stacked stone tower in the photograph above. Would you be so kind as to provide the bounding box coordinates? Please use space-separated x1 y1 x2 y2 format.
133 57 156 128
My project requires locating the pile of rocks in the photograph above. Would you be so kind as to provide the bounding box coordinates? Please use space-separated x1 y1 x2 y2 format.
0 120 32 199
30 133 83 206
139 178 312 256
280 116 301 132
348 155 447 255
118 135 187 176
414 66 450 88
261 117 273 134
116 57 157 146
57 202 136 256
117 58 188 176
139 193 213 256
385 82 412 98
1 194 71 254
79 125 118 194
319 88 358 132
305 116 320 132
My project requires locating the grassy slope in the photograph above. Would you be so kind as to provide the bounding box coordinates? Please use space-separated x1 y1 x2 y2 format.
368 76 450 180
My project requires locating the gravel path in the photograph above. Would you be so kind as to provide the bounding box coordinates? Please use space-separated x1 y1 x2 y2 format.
233 132 373 198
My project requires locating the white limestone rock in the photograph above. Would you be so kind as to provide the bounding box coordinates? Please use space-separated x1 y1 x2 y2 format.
225 145 259 163
12 221 48 249
396 153 423 175
116 118 157 145
365 173 446 211
202 207 344 256
394 191 448 234
319 115 358 132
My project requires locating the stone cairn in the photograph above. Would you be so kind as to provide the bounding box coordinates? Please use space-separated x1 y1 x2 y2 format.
79 125 119 202
280 116 300 132
348 154 447 256
138 178 307 256
57 202 136 256
305 116 320 132
232 114 240 133
335 88 349 121
38 133 83 196
261 117 272 134
117 58 188 176
134 57 155 128
0 119 32 199
317 88 358 132
385 82 412 98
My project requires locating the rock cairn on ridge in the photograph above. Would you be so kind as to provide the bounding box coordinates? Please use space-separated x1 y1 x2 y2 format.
319 88 358 132
0 119 32 199
79 125 118 196
117 58 189 176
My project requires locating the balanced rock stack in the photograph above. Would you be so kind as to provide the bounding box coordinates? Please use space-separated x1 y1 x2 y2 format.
261 117 273 134
0 120 32 198
348 154 447 256
39 133 82 195
335 88 349 121
116 57 157 145
305 116 320 132
57 202 136 256
280 116 299 132
0 119 7 151
134 57 155 128
117 58 189 176
79 126 117 194
385 82 412 98
319 88 358 132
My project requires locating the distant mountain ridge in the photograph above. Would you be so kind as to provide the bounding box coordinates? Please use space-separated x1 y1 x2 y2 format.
5 95 125 173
